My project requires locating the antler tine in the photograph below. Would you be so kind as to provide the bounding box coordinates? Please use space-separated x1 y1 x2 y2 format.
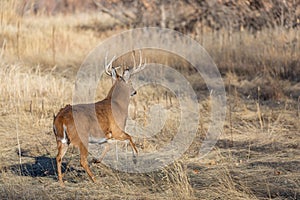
105 55 116 76
131 51 136 69
131 50 146 75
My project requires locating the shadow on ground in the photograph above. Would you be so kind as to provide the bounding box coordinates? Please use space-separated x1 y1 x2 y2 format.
3 150 107 184
3 155 84 181
7 156 59 178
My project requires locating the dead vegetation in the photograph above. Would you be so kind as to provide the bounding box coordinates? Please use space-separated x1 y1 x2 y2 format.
0 1 299 199
18 0 300 31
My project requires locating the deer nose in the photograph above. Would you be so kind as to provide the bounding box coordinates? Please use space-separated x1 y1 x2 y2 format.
131 90 137 96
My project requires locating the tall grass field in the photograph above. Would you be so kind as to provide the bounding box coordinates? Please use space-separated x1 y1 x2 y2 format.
0 1 299 199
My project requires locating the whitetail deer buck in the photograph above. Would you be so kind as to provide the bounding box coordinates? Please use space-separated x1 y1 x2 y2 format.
53 53 145 186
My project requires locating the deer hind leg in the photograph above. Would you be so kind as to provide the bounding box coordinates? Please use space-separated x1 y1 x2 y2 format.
56 141 69 186
79 144 96 182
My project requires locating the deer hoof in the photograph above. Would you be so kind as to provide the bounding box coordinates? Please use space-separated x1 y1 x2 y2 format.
133 155 137 164
59 181 65 187
92 158 102 164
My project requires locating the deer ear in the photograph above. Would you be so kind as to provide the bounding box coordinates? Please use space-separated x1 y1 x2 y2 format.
123 70 130 82
111 68 117 80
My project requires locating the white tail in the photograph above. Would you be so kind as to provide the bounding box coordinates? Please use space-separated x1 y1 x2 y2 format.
53 51 146 186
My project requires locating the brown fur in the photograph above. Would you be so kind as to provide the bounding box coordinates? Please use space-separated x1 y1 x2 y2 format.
53 75 138 186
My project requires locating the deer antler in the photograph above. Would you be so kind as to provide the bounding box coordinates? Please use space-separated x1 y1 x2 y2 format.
131 50 146 75
105 54 116 76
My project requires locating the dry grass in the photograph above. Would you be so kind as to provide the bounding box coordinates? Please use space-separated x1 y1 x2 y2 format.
0 1 299 199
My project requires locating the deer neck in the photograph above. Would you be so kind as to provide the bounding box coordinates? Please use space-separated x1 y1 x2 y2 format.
106 81 130 112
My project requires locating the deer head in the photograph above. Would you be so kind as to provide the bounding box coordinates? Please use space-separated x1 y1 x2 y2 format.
104 51 146 108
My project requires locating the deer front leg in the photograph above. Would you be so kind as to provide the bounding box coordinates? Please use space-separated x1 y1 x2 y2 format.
93 143 110 163
127 136 138 164
124 132 138 155
113 131 138 155
113 131 138 164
